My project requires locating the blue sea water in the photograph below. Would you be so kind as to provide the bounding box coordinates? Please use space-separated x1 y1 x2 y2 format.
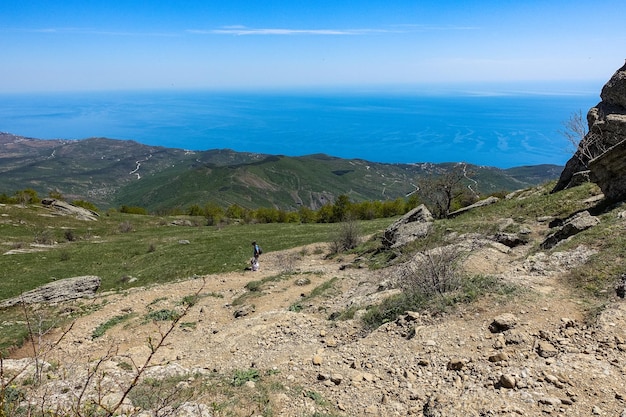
0 86 600 168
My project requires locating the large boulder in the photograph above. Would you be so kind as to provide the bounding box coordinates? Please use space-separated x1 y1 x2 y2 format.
448 196 499 218
41 198 99 221
588 139 626 202
553 61 626 193
601 62 626 108
0 276 101 308
540 211 599 249
382 204 433 248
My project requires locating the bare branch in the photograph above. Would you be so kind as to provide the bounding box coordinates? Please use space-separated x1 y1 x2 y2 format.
104 278 207 416
561 110 608 168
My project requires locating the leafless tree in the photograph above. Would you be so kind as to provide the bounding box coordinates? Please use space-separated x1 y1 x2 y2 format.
418 164 474 219
561 110 607 167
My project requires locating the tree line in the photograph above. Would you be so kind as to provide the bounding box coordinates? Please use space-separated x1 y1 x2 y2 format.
2 165 492 224
184 194 416 225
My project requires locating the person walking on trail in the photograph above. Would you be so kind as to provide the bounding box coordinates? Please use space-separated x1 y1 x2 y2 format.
251 241 262 271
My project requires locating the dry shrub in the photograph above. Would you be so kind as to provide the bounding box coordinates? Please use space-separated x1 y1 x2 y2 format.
399 243 467 297
329 219 361 254
118 221 134 233
33 229 55 245
276 252 300 273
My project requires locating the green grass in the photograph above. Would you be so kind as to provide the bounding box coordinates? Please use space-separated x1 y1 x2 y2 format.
289 277 339 313
0 204 392 300
0 203 390 352
0 203 385 352
144 309 180 323
91 313 135 339
361 274 521 329
232 272 296 306
231 369 260 387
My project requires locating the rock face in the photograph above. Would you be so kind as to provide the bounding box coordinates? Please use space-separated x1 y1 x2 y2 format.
589 139 626 202
41 198 99 221
0 276 101 307
381 204 433 248
553 61 626 195
540 211 600 249
448 196 499 218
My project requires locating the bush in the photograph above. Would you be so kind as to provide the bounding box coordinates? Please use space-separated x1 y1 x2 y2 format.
64 229 76 242
0 193 17 204
329 219 361 254
72 199 99 212
14 189 40 206
120 205 148 215
231 369 260 387
119 221 134 233
33 229 55 245
399 244 467 297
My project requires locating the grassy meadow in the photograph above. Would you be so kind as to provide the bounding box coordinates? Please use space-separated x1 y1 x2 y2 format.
2 180 625 354
0 204 391 299
0 202 392 352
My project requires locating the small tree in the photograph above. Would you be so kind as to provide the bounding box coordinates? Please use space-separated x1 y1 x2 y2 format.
331 194 353 222
561 109 607 168
15 189 40 206
204 202 224 226
418 164 472 219
187 204 203 216
298 205 317 223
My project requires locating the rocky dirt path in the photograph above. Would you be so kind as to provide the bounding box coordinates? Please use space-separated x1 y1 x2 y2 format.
11 237 626 416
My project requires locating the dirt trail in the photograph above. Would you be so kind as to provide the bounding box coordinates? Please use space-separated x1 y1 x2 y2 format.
12 236 626 416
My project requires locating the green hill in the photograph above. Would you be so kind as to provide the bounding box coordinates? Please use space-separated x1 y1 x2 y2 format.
0 133 563 212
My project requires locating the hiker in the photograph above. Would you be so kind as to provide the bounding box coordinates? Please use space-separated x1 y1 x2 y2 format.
251 241 262 271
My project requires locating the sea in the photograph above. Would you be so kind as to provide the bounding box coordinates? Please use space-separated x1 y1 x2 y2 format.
0 84 602 168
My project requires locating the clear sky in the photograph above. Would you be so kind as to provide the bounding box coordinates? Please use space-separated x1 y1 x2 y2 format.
1 0 625 92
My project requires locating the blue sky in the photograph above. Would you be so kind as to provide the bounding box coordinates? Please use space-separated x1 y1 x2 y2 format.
1 0 625 92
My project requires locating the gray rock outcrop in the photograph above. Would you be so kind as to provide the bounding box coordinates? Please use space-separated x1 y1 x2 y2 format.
448 196 499 217
540 211 599 249
0 275 101 308
553 61 626 194
41 198 99 221
493 232 527 248
382 204 433 248
588 138 626 202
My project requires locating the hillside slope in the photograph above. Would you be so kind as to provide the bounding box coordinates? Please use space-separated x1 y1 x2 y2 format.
1 133 562 211
3 181 626 416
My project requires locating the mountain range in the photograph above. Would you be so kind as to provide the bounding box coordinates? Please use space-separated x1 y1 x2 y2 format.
0 132 563 212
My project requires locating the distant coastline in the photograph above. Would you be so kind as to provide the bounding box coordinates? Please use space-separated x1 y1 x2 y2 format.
0 87 599 168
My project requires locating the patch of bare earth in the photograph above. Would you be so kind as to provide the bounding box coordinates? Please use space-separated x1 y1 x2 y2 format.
11 233 626 416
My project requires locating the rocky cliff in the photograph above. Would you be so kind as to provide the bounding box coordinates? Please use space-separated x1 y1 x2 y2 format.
553 61 626 198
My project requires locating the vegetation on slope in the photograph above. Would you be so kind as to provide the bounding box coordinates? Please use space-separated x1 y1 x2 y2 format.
1 134 562 212
352 181 625 327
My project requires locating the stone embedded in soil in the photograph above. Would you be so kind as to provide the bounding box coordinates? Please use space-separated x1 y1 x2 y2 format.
537 341 558 358
500 374 516 389
488 313 518 333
